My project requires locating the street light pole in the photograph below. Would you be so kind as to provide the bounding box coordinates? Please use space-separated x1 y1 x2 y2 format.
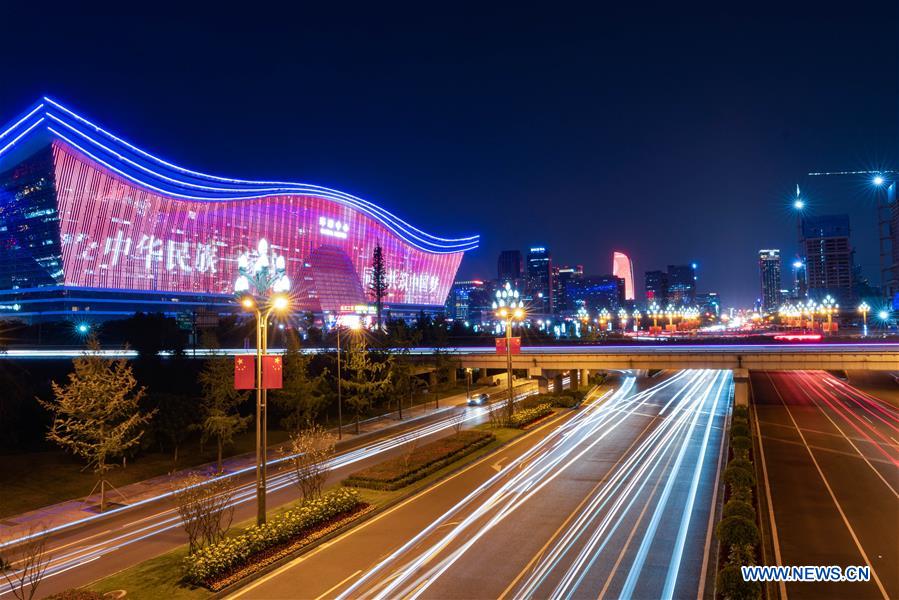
336 325 343 440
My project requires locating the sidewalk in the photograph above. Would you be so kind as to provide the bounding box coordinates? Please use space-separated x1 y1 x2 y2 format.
0 384 503 547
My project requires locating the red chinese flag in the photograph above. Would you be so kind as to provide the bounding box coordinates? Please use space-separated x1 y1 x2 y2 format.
262 354 283 389
509 336 521 354
495 337 522 355
234 355 255 389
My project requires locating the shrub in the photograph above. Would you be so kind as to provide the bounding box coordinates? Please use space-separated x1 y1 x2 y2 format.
729 484 753 504
716 516 760 548
43 592 105 600
509 403 553 428
716 565 761 600
732 405 749 420
723 499 755 521
728 457 753 473
727 543 757 567
724 464 757 489
184 488 363 585
730 422 750 438
730 436 751 453
343 431 494 490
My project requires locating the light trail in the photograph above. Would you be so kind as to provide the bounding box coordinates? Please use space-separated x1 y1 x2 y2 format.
334 370 729 599
0 386 539 597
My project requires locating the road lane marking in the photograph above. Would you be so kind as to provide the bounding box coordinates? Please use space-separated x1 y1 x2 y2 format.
312 569 362 600
227 392 588 599
766 372 890 600
496 396 663 600
753 375 787 600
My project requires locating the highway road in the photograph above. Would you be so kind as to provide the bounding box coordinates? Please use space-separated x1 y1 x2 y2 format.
0 385 538 598
232 369 731 600
752 370 899 600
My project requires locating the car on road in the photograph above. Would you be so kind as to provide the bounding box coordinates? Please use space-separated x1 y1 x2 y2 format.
467 393 490 406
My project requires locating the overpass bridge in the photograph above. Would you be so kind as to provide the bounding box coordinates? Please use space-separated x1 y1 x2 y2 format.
417 343 899 407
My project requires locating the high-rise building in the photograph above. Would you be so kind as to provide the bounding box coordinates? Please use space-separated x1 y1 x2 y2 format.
567 275 625 312
526 246 553 314
645 270 668 305
445 279 485 322
497 249 523 283
553 265 583 313
883 181 898 308
666 264 697 306
758 249 782 312
612 252 635 301
802 214 853 303
0 98 478 322
696 292 721 317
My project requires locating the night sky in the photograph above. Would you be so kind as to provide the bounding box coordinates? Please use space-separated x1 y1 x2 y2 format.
1 6 896 306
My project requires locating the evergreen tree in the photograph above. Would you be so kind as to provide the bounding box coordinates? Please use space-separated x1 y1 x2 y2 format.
198 352 251 472
271 331 330 431
38 337 155 512
369 244 389 330
343 337 391 433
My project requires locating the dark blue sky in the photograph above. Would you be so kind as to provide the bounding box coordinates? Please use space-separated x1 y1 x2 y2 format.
1 5 896 306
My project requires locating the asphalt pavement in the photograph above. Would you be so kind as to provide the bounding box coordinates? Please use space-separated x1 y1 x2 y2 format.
232 369 731 600
752 370 899 600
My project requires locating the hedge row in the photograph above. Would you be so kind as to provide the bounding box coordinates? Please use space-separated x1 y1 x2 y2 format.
529 389 587 409
715 404 762 600
509 403 553 428
184 488 363 585
342 430 495 490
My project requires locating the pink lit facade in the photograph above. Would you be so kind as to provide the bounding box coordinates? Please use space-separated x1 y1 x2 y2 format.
51 142 461 313
612 251 635 301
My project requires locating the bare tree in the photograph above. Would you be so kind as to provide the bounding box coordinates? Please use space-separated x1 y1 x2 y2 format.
1 525 50 600
173 473 236 554
286 425 336 501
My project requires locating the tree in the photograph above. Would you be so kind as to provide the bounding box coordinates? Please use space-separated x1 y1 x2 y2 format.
368 243 389 330
285 424 336 501
172 472 236 555
343 337 391 434
151 391 200 468
0 525 50 600
388 328 422 420
38 337 155 512
271 332 330 431
198 352 251 472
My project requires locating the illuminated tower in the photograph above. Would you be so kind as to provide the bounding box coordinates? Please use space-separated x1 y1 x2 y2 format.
612 252 635 301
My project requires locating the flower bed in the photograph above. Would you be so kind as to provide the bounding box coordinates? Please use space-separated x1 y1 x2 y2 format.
342 430 494 491
509 403 553 428
184 488 365 588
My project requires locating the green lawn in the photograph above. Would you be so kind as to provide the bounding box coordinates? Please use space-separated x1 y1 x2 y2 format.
86 424 526 599
0 386 473 519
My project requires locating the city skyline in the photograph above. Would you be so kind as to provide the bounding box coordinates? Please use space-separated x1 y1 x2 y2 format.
0 7 895 306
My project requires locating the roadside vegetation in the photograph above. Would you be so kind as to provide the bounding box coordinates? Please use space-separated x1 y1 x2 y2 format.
715 404 762 600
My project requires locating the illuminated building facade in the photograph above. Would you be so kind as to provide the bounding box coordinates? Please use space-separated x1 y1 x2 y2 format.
526 246 553 314
758 249 782 312
612 251 635 301
801 214 853 304
0 98 478 321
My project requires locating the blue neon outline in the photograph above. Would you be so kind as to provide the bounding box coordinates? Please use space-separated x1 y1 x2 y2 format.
0 98 479 254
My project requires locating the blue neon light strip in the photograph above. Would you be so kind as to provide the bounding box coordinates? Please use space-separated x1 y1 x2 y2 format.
0 98 479 254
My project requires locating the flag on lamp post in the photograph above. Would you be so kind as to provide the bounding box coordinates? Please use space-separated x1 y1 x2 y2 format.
234 355 255 389
262 354 283 389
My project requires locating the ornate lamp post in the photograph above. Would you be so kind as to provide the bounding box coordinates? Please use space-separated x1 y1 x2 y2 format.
334 314 362 440
819 295 838 334
617 308 628 331
632 309 642 332
493 282 524 424
235 239 291 525
598 308 611 332
858 302 870 336
649 302 661 329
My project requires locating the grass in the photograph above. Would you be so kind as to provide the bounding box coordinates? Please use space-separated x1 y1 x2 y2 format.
0 386 474 519
85 423 527 599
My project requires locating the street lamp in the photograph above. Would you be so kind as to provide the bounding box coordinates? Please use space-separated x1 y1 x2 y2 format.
649 302 661 329
632 309 642 332
235 239 291 526
617 308 628 331
858 302 870 336
493 282 524 424
819 295 838 334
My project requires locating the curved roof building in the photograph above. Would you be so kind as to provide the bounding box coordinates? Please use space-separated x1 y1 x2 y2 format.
0 98 478 321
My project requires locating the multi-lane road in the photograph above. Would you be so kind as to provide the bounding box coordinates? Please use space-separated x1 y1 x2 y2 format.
0 385 538 599
233 370 732 599
752 370 899 600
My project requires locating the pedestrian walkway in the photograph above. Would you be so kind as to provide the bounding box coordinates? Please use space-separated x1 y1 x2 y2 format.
0 385 502 547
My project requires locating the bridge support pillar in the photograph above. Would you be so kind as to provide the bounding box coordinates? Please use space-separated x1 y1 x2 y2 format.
553 373 564 393
429 370 438 388
580 369 590 388
732 368 749 407
447 368 458 384
570 370 580 390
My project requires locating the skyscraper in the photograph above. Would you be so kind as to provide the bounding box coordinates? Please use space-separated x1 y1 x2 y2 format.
497 249 523 283
645 270 668 305
802 214 853 303
666 264 696 306
553 265 583 313
526 246 553 314
612 251 635 301
758 249 782 312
